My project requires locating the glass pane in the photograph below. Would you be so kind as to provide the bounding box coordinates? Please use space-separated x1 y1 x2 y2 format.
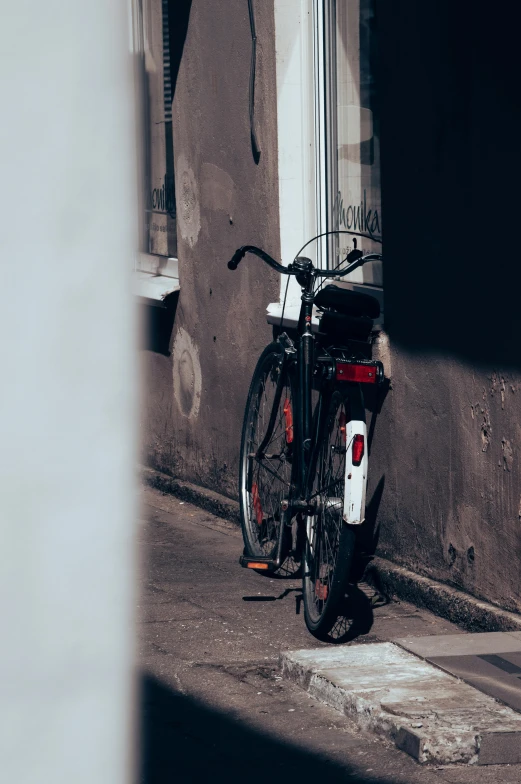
330 0 381 285
142 0 177 257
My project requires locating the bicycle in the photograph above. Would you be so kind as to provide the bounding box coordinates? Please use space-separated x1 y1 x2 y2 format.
227 233 383 639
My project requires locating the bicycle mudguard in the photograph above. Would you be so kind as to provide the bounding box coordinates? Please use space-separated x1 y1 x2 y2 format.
343 419 368 525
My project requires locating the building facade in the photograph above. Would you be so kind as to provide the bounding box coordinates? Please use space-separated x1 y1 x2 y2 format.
134 1 521 614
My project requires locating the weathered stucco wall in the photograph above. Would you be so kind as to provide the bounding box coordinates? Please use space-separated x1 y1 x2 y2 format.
368 356 521 612
141 0 280 497
141 0 521 614
367 2 521 611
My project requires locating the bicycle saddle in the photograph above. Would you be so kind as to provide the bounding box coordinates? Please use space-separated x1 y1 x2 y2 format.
314 285 380 319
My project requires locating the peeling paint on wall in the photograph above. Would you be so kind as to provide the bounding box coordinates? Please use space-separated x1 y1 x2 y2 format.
175 154 201 248
372 330 392 380
489 371 507 410
502 438 513 472
480 401 492 452
172 327 202 419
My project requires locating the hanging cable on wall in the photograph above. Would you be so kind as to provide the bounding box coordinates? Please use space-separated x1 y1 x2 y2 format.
247 0 261 163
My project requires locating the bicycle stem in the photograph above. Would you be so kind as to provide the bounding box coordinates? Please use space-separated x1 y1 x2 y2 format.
294 258 316 494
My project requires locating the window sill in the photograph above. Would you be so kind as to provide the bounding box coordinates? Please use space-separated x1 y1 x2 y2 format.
133 255 179 308
266 302 321 331
133 270 180 308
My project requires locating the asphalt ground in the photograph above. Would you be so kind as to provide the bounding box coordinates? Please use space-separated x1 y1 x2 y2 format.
137 486 521 783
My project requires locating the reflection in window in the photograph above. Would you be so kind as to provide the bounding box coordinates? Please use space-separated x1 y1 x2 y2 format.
134 0 177 258
329 0 381 285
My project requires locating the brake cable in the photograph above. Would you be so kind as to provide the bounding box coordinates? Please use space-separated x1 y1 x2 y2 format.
247 0 261 162
279 230 382 329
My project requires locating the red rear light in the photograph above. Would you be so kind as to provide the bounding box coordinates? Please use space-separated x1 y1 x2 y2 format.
336 362 378 383
283 398 293 444
352 434 365 466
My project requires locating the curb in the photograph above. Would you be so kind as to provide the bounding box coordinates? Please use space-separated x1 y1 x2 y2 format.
141 465 521 634
364 558 521 634
141 465 241 526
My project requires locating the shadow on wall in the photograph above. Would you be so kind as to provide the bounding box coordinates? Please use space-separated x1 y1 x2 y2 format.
139 292 179 356
378 1 521 369
139 671 401 783
167 0 192 99
353 475 385 581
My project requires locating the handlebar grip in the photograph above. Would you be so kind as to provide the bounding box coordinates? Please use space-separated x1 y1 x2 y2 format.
227 248 246 270
227 244 289 274
346 248 364 263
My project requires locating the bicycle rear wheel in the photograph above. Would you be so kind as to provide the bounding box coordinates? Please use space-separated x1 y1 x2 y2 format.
303 390 356 639
239 343 295 560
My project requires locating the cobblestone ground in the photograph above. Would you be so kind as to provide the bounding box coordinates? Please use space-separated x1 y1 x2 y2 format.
138 486 521 784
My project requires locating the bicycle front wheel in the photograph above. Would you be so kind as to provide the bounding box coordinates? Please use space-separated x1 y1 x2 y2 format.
239 343 295 559
303 390 356 639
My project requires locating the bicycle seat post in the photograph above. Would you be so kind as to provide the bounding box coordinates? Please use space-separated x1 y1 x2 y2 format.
293 257 315 490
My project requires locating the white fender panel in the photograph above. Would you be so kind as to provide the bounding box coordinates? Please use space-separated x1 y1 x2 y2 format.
343 420 368 525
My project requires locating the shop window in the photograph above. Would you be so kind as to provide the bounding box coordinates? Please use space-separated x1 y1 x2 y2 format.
269 1 384 328
326 0 382 288
132 0 177 261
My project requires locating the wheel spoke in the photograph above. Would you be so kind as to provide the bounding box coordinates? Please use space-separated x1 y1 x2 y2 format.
240 354 294 559
254 456 291 487
304 394 351 629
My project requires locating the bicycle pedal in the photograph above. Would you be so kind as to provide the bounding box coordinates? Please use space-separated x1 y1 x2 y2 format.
239 555 278 571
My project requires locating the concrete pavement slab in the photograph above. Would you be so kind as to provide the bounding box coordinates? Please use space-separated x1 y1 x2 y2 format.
281 643 521 765
394 632 521 658
395 633 521 713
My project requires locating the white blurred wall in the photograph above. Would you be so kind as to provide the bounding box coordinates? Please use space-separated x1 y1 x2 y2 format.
0 1 137 782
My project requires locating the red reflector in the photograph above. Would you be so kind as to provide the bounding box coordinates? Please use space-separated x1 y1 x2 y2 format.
315 580 328 601
252 482 263 526
352 434 365 466
336 363 377 383
283 397 294 444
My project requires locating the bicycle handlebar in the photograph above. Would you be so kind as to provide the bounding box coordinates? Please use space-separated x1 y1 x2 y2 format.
321 253 382 278
227 245 289 274
227 245 382 278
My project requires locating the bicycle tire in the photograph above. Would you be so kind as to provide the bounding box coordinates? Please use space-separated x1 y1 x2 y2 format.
239 343 295 560
302 389 356 639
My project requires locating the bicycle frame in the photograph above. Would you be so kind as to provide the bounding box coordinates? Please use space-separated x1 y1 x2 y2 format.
230 240 383 570
254 256 370 526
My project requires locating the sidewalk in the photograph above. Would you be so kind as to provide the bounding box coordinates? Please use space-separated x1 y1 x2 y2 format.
138 485 521 783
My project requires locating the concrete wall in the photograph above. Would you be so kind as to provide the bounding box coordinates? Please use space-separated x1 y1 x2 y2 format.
142 0 521 614
141 0 280 497
367 1 521 611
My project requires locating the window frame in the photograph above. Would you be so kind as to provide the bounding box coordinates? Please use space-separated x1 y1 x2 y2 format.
130 0 178 280
270 0 383 329
322 0 383 289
